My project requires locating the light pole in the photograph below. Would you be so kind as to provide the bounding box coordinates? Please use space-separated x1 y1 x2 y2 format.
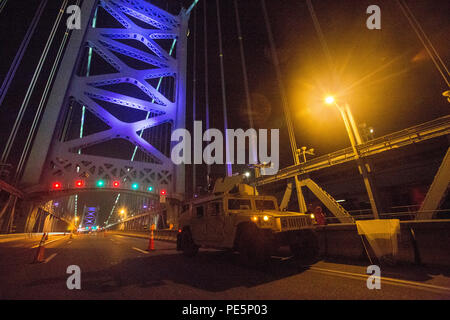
324 96 380 219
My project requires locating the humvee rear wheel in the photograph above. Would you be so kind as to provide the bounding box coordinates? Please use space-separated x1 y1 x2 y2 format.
237 225 269 267
180 229 198 257
290 229 319 262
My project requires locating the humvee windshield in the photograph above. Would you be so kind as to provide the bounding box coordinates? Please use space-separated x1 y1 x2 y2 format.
255 199 276 210
228 199 252 210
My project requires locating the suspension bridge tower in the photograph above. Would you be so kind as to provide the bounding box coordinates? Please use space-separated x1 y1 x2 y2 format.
20 0 190 209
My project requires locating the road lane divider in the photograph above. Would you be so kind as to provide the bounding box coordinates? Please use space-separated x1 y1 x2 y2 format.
132 247 149 254
43 253 58 264
309 266 450 294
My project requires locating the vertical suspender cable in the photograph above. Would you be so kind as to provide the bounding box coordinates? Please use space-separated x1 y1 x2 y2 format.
1 0 68 165
203 0 211 187
192 8 197 193
215 0 232 176
0 0 47 108
233 0 257 163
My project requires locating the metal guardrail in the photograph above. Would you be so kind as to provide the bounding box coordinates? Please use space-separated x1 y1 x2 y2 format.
255 115 450 186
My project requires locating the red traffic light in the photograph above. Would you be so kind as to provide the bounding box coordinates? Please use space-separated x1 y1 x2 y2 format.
160 189 166 196
75 180 84 188
52 182 62 190
112 181 120 188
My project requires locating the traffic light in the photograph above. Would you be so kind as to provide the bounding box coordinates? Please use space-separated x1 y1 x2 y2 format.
147 186 153 192
96 180 105 187
131 183 139 190
160 189 166 196
52 182 62 190
112 181 120 188
75 180 84 188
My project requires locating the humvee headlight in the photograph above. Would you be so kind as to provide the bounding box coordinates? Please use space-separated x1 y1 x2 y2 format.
263 215 269 221
252 216 258 222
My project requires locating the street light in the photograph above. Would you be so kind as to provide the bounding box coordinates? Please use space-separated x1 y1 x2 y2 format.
324 96 335 105
297 146 315 163
324 95 380 219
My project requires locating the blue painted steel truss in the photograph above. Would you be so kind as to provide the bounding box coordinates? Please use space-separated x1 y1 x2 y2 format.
38 0 189 195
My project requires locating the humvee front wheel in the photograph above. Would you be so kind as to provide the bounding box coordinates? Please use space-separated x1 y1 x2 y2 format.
290 229 319 262
180 229 198 257
237 225 269 267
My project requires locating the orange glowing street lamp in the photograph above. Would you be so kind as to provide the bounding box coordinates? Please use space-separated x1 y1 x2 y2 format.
324 95 380 219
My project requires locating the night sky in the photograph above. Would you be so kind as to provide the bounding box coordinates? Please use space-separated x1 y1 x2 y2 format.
0 0 449 222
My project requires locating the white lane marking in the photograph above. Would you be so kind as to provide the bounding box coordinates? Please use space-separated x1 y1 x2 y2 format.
43 253 58 264
132 247 149 254
271 255 293 261
309 266 450 293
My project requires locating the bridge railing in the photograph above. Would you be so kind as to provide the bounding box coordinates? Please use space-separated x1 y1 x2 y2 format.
324 208 450 224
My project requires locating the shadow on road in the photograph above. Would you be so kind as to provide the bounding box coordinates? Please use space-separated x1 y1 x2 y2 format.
26 250 312 294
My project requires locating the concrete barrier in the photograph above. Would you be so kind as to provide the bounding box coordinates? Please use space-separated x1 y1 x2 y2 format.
316 220 450 268
0 232 67 243
110 220 450 268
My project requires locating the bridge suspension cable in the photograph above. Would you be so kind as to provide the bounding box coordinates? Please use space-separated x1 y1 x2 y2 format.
233 0 257 164
0 0 8 14
216 0 232 177
261 0 307 212
0 0 47 108
305 0 335 80
1 0 69 166
203 0 211 188
192 7 198 193
396 0 449 88
15 1 83 183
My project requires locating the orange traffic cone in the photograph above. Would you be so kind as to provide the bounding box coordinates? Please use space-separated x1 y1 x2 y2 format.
147 227 155 251
33 233 47 263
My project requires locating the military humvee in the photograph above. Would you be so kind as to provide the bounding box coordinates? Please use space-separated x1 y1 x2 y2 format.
176 177 319 265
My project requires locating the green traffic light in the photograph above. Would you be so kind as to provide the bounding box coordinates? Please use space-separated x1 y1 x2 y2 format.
96 180 105 187
147 186 153 192
131 183 139 190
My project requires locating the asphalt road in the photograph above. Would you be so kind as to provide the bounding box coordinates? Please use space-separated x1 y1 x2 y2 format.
1 232 449 300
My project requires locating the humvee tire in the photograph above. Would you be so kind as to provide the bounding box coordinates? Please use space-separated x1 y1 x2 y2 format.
180 229 199 257
237 224 270 267
290 229 319 262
